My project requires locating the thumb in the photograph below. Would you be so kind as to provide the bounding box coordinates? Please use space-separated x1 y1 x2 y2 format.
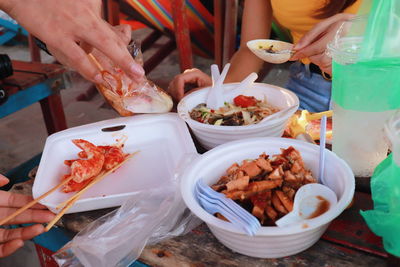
0 174 10 187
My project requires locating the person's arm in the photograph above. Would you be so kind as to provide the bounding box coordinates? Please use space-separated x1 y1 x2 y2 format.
0 0 144 84
167 0 273 100
225 0 273 83
0 174 55 258
291 13 354 75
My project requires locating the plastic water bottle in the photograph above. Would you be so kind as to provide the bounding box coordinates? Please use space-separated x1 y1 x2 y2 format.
327 16 400 177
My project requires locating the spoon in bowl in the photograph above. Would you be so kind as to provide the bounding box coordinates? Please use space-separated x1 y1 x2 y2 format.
224 72 259 99
206 63 230 110
257 104 298 125
275 183 337 227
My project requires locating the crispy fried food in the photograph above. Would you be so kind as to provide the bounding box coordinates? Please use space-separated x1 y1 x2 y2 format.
275 190 294 212
282 185 296 201
267 165 284 179
255 157 273 172
248 180 282 193
212 146 317 226
251 191 270 222
265 204 278 221
272 191 288 214
240 161 262 177
223 179 282 200
227 163 240 175
226 175 250 191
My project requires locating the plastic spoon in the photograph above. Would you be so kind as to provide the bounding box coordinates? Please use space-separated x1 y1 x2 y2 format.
319 115 327 184
225 72 258 99
195 182 259 235
196 180 261 228
275 183 337 227
257 104 298 125
206 63 230 110
211 64 220 85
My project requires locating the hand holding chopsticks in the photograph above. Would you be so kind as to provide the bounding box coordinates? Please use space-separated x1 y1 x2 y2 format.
0 174 55 258
46 152 138 231
0 175 75 226
0 152 138 233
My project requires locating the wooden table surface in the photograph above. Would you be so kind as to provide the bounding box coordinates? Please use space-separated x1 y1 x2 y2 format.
66 191 387 266
11 172 387 266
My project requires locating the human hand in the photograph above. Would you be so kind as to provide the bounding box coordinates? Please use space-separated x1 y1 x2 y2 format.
3 0 144 83
0 174 55 258
290 13 354 75
168 68 212 101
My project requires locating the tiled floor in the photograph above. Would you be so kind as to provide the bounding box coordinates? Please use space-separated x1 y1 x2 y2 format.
0 28 289 266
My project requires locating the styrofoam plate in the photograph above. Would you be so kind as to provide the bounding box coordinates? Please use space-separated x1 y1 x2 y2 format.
32 113 197 214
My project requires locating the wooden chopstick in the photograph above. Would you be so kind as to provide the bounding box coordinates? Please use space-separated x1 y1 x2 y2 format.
55 152 137 210
0 175 75 226
45 152 138 231
88 53 104 72
54 170 105 210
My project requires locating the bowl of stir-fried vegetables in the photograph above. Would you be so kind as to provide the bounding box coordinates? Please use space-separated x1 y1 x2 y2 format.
177 83 299 149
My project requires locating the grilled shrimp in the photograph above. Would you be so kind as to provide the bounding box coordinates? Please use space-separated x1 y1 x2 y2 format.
70 139 105 183
99 145 126 170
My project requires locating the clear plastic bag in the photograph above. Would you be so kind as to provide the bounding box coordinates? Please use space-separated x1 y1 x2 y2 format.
360 112 400 257
92 41 173 116
53 154 201 267
359 0 400 60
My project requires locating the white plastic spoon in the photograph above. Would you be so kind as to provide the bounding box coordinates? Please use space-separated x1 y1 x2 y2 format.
206 63 230 110
275 183 337 227
257 104 298 125
211 64 220 85
225 72 258 99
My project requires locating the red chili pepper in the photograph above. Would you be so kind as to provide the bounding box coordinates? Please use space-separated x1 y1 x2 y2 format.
233 95 258 108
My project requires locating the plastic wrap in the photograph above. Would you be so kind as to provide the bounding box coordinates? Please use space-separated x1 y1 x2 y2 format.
359 0 400 60
360 112 400 257
328 0 400 176
92 41 173 116
53 154 201 267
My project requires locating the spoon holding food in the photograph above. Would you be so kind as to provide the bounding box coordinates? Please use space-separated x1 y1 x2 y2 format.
275 183 337 227
247 39 294 64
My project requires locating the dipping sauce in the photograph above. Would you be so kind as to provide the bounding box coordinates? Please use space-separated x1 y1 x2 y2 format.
307 196 330 219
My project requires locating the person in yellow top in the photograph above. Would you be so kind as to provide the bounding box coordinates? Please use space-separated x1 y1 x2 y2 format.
168 0 363 112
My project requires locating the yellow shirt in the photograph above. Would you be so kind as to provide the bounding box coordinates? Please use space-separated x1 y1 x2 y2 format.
271 0 362 63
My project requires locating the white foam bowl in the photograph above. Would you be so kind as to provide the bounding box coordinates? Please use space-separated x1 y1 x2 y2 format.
177 83 299 150
181 137 355 258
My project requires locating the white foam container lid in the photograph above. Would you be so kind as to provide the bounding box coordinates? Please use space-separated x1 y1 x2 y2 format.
32 113 197 214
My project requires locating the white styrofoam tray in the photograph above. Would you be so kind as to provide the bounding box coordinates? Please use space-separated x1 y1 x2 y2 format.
32 113 197 214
